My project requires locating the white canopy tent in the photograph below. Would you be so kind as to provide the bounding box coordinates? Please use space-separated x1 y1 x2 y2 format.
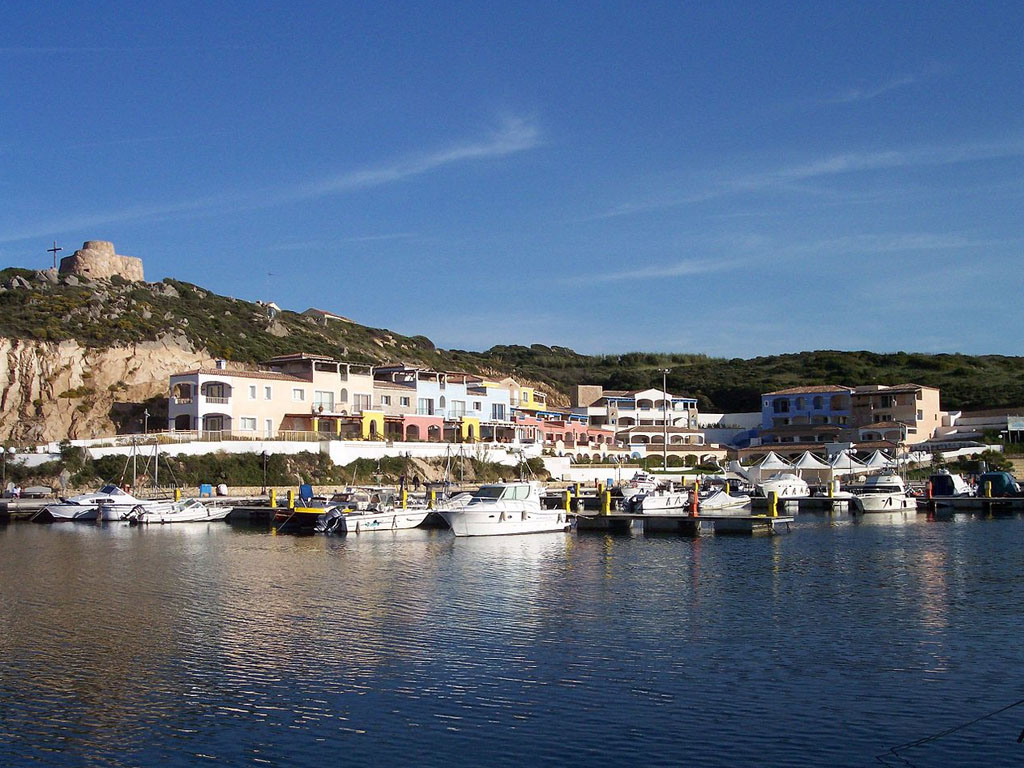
792 451 832 483
862 450 896 471
829 450 868 478
750 451 794 482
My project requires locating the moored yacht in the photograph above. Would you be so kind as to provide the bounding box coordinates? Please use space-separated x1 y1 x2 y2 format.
756 472 810 500
437 481 569 537
126 498 231 524
626 485 690 514
848 474 915 513
34 485 169 522
618 472 659 503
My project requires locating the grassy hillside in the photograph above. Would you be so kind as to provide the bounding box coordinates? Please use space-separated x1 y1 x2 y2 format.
456 345 1024 413
2 268 1022 414
0 269 448 367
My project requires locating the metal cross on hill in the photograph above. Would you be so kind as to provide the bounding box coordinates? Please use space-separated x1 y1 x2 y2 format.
47 241 62 269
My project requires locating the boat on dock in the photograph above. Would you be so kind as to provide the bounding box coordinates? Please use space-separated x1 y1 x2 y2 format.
317 507 431 534
847 474 915 513
34 485 172 522
698 488 751 512
626 485 690 514
756 472 810 500
928 470 974 498
436 481 570 537
126 498 230 524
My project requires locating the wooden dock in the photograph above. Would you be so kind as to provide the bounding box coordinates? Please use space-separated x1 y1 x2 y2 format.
917 496 1024 515
575 511 793 535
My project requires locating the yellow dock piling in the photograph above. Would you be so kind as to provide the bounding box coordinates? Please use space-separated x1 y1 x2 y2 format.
269 489 277 508
601 490 611 515
287 489 295 509
174 488 181 502
400 489 407 509
428 489 436 509
768 491 778 518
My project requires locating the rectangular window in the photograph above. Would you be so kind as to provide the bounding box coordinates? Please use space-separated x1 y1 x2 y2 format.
473 401 482 411
916 410 923 420
249 385 257 399
240 417 257 431
450 400 466 417
354 394 372 412
400 397 410 407
265 419 273 438
314 390 335 411
417 398 433 415
264 386 272 400
292 388 305 402
491 404 506 420
380 395 391 406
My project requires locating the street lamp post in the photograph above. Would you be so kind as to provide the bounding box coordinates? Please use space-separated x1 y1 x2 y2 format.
143 409 150 435
661 369 671 472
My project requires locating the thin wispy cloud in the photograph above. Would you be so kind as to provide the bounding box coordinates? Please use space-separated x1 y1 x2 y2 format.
265 233 416 252
569 257 745 284
800 232 1003 254
0 117 541 245
588 137 1024 221
292 116 540 200
828 74 920 104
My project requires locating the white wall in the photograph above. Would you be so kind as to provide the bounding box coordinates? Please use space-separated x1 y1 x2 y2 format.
88 441 323 460
697 412 761 428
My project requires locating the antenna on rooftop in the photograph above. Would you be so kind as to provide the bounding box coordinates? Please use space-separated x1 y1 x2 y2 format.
47 241 62 270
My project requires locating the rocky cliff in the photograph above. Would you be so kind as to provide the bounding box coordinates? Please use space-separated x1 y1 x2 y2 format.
0 336 212 443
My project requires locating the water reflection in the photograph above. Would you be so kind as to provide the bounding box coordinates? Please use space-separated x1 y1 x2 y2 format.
3 517 1024 767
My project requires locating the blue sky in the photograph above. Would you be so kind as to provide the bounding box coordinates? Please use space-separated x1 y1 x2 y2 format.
2 1 1023 357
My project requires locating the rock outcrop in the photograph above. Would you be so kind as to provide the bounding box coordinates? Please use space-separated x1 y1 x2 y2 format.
0 337 211 443
59 240 144 282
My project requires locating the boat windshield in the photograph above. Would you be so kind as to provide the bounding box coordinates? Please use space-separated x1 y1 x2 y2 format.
99 484 125 495
471 486 507 501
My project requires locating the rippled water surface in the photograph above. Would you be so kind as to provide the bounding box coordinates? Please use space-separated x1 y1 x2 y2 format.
2 513 1024 767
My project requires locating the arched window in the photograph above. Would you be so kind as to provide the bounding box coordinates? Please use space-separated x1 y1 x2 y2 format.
340 388 348 403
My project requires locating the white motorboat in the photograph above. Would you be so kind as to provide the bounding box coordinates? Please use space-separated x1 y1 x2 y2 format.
318 507 431 534
618 471 659 502
757 472 810 500
35 485 169 522
127 498 231 524
848 474 915 513
626 486 690 514
698 489 751 512
436 481 570 537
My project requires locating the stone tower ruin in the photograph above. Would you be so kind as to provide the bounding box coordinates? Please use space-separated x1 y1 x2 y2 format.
58 240 144 282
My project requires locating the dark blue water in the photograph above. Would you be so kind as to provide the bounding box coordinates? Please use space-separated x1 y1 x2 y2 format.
2 513 1023 767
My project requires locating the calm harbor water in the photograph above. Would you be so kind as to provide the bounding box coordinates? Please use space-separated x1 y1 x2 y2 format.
2 513 1023 767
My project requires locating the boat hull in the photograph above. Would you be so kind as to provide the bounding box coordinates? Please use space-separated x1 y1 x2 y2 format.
34 504 99 522
853 493 916 513
326 509 430 534
134 506 231 524
439 509 570 537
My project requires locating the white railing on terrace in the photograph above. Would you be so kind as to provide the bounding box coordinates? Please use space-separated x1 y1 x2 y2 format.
171 397 193 405
205 396 230 404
